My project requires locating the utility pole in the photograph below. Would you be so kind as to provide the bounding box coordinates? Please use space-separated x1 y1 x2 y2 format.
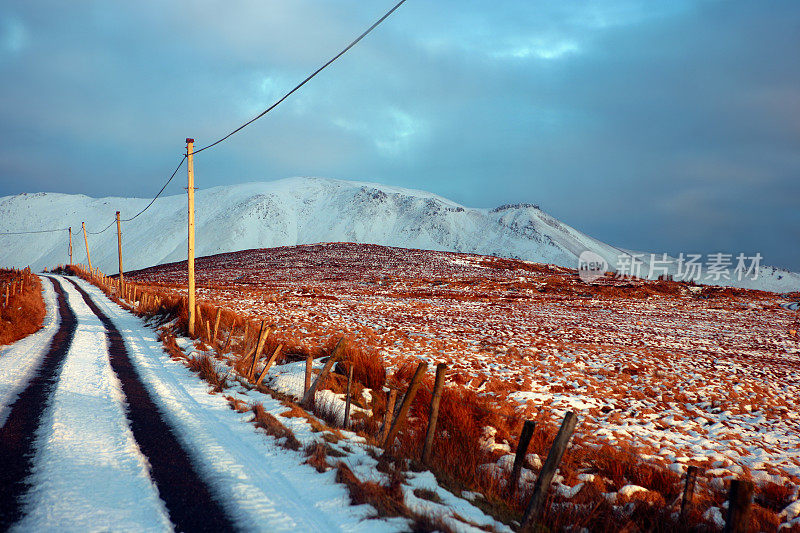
186 138 196 337
116 211 123 288
82 222 93 276
68 227 73 265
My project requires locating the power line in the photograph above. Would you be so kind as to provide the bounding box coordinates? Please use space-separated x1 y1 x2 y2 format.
193 0 407 155
81 154 187 234
86 219 116 235
121 155 187 222
0 227 69 235
1 0 407 238
2 155 185 237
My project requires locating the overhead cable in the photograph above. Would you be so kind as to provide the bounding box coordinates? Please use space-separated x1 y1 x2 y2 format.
121 155 187 222
0 0 407 236
192 0 407 155
0 227 69 235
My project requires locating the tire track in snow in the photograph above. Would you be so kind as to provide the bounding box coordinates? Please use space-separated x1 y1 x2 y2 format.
14 277 172 531
0 277 76 529
65 278 237 532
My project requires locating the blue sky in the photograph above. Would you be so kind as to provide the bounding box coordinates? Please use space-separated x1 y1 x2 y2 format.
1 1 799 270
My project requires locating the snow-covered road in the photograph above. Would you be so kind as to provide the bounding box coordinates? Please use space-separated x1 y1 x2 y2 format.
0 276 383 532
16 277 173 531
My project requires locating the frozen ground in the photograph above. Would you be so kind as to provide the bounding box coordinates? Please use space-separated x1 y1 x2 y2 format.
126 243 800 521
0 274 509 531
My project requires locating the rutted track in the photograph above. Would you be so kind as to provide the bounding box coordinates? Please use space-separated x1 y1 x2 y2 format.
0 277 75 529
65 278 236 532
0 275 376 532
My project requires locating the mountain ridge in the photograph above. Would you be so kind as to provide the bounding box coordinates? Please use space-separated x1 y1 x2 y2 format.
1 177 797 292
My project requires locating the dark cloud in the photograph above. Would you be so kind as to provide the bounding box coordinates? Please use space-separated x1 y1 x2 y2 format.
1 0 798 270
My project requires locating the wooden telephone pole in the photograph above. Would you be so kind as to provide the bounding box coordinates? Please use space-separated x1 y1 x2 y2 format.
82 222 92 275
116 211 123 288
186 138 196 337
68 227 73 265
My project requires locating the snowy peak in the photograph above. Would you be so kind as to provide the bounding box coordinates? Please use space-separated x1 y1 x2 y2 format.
0 177 798 292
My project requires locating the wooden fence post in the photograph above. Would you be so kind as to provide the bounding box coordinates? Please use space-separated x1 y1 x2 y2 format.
212 308 222 346
422 363 447 465
343 365 354 428
249 322 273 380
680 465 699 520
381 389 398 444
509 420 537 496
301 337 346 408
382 361 428 452
724 479 753 533
304 354 313 395
221 326 234 354
255 344 283 387
242 322 250 351
521 411 578 531
195 304 202 333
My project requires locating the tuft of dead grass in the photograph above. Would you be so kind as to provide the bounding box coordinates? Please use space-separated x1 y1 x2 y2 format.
303 442 331 473
251 403 301 451
335 462 456 532
338 342 386 390
157 330 187 361
413 488 443 505
186 354 229 392
335 462 407 518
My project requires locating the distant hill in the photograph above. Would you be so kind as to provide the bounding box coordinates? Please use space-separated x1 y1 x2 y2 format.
1 177 797 292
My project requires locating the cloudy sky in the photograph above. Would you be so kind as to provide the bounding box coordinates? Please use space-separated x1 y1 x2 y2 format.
1 0 798 270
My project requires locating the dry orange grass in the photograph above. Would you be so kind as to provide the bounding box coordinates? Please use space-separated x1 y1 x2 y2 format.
0 268 45 346
303 441 330 473
251 403 301 451
335 462 409 519
71 257 793 531
337 341 386 390
186 354 229 392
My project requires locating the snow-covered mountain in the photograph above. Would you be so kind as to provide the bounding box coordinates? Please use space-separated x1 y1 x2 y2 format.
1 177 798 292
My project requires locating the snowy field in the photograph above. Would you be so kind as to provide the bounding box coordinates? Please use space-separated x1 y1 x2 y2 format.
125 242 800 527
0 274 510 531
